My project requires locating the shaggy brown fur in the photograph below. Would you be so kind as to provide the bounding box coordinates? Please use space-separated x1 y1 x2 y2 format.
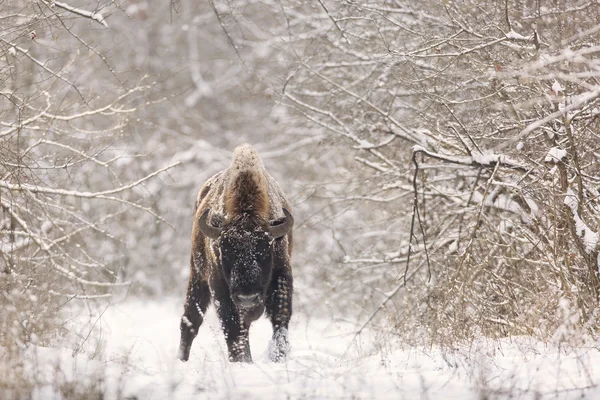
225 170 270 217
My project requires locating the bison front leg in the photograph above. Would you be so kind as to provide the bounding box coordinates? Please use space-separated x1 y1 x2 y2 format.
214 286 252 362
266 273 293 362
178 271 210 362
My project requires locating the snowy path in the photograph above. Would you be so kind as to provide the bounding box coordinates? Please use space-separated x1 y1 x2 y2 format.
26 298 600 399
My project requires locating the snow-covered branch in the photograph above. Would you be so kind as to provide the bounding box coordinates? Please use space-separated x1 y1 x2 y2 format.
0 162 180 201
52 1 108 28
412 145 529 172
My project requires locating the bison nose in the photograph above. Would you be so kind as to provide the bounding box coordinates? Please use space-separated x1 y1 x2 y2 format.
236 293 260 308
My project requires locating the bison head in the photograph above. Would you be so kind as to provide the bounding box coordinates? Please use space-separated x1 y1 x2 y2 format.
198 209 293 310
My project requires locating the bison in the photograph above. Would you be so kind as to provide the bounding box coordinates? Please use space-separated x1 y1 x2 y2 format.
178 144 294 363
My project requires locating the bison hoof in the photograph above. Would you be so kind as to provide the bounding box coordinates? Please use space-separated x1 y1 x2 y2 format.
229 354 253 363
178 344 190 362
269 348 287 363
268 330 290 362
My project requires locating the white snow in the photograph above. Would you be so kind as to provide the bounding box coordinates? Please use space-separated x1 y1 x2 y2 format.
552 80 563 96
412 145 524 169
10 297 600 399
447 240 458 254
472 152 506 165
564 188 598 255
545 147 567 163
505 29 530 41
353 139 375 149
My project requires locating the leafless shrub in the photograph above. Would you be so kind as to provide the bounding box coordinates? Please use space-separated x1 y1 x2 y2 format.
274 0 600 345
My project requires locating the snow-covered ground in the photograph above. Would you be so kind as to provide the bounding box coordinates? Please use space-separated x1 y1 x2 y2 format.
18 297 600 399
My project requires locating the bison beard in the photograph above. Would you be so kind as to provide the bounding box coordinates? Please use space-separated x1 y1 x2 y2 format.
178 144 294 363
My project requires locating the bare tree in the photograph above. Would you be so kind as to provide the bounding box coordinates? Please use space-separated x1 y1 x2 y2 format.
0 0 178 354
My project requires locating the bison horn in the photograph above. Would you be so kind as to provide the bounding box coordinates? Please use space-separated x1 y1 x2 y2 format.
269 208 294 239
198 209 223 239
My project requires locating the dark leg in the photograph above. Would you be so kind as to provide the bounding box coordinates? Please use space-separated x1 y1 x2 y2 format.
213 289 252 363
265 272 293 362
178 272 211 361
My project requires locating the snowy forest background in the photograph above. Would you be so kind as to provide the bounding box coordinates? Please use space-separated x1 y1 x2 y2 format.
2 0 600 398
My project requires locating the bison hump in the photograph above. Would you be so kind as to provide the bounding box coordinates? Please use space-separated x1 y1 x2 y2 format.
225 144 269 218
